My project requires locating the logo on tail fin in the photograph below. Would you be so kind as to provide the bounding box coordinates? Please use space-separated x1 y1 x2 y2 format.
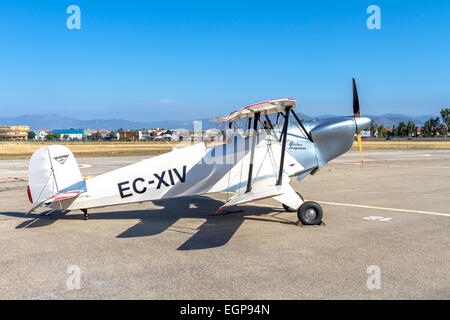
54 154 69 165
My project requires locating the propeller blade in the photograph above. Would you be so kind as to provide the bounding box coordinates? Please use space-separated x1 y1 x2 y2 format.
357 132 364 165
352 78 360 117
353 78 363 165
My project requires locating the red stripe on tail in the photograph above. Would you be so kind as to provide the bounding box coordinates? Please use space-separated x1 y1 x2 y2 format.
27 185 33 203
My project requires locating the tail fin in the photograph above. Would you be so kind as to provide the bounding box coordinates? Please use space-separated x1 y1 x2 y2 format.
28 145 84 208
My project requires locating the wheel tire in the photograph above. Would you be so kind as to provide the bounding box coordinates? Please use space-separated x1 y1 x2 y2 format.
297 201 323 225
282 192 304 212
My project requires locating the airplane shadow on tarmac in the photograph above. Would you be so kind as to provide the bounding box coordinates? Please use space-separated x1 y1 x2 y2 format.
1 195 295 250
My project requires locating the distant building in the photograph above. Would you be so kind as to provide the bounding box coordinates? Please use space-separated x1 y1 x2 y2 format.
360 130 371 138
53 129 87 140
171 129 191 142
138 129 154 141
88 130 111 140
0 126 30 140
153 129 167 136
118 130 136 140
204 129 223 141
154 130 173 141
415 127 421 136
136 129 176 141
34 130 50 140
98 130 111 139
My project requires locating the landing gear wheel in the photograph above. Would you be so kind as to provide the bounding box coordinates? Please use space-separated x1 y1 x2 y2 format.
297 201 323 225
81 209 89 220
282 192 304 212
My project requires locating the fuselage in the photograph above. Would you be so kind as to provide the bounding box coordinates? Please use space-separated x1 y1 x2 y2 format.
63 116 371 211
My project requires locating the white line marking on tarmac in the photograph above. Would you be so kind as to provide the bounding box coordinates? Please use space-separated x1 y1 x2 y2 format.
234 200 450 218
393 164 450 169
362 216 392 221
313 200 450 217
0 164 91 173
340 163 450 169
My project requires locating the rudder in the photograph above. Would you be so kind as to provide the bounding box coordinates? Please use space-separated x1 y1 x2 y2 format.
28 145 84 206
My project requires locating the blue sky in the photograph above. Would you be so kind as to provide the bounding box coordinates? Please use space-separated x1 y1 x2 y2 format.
0 0 449 121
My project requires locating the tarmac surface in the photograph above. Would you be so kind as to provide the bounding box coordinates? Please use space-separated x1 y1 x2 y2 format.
0 149 449 299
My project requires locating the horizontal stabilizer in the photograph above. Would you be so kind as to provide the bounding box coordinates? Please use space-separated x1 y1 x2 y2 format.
27 190 83 214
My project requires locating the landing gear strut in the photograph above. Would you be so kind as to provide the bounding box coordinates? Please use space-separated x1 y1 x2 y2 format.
282 192 304 212
81 209 88 220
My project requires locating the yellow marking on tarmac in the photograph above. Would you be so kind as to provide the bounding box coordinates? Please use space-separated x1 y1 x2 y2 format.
313 200 450 217
78 164 92 169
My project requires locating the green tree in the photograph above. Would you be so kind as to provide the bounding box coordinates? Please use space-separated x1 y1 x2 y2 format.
407 120 416 137
377 124 386 138
63 134 69 140
440 108 450 127
370 121 377 137
431 117 440 134
439 123 448 137
54 133 61 140
397 121 408 137
422 119 433 137
27 131 36 140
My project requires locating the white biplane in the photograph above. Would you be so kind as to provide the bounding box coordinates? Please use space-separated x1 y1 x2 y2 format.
27 79 371 225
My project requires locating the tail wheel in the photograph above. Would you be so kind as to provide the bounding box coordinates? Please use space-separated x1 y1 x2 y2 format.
297 201 323 225
282 192 304 212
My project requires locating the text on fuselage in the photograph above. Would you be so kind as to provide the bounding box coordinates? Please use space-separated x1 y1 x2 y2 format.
117 166 187 198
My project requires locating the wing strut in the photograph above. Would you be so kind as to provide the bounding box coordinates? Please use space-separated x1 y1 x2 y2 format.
291 110 313 142
246 112 261 193
276 106 291 186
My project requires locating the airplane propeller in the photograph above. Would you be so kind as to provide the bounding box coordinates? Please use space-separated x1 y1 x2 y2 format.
353 78 364 165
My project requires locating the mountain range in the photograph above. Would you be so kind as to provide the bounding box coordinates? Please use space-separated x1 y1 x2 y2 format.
0 113 438 131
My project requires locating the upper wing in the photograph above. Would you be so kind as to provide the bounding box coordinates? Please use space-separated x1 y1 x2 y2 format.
211 98 296 123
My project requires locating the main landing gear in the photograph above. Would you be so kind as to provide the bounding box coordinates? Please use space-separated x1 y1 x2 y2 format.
282 192 304 212
283 194 324 226
81 209 89 220
297 201 323 226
